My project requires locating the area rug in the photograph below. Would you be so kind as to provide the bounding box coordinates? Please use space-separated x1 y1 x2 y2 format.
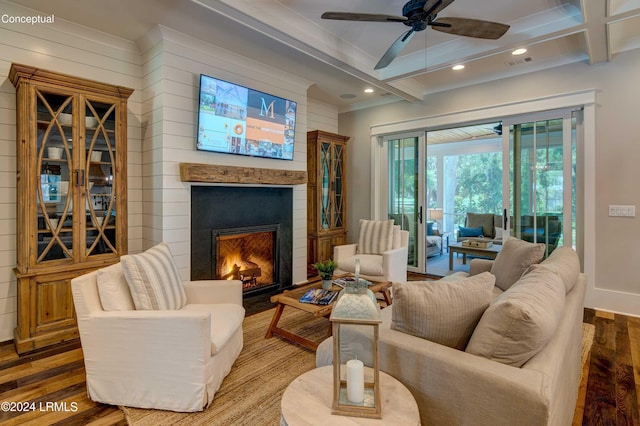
120 307 327 425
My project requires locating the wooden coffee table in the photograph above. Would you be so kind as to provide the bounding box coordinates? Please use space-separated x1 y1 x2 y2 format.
265 274 392 350
449 241 502 270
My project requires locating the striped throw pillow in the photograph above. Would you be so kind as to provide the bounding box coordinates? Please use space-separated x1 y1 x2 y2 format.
121 242 187 310
357 219 394 255
391 272 495 349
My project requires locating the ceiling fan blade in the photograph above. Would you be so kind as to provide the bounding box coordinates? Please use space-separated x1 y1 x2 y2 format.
374 29 415 70
431 17 510 39
321 11 407 23
423 0 456 17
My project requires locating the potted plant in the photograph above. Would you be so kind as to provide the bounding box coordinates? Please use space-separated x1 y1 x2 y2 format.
313 259 338 290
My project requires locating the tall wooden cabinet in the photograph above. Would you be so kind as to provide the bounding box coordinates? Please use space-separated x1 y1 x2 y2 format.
9 63 133 353
307 130 349 269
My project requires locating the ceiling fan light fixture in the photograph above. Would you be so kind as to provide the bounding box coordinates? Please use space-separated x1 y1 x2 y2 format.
512 48 528 56
452 64 465 71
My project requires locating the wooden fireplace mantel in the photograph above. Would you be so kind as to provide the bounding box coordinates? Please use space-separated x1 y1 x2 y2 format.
179 162 307 185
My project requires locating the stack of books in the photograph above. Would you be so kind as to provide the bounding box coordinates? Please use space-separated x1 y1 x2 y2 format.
299 289 339 305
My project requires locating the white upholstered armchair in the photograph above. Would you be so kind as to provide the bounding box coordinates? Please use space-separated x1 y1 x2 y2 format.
334 220 410 283
71 243 245 412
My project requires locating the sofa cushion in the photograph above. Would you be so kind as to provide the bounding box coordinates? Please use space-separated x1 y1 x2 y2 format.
391 272 495 350
181 303 245 355
466 213 496 238
491 238 546 291
458 226 484 238
121 242 187 310
97 263 135 311
535 246 581 293
357 219 394 255
465 267 565 367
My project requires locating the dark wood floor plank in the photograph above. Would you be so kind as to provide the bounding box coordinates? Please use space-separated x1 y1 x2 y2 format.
627 319 640 414
584 316 617 424
614 317 639 426
0 340 81 370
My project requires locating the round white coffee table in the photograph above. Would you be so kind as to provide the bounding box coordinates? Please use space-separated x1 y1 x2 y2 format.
280 365 420 425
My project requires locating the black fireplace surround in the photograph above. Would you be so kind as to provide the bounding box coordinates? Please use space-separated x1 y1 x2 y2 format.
190 186 293 296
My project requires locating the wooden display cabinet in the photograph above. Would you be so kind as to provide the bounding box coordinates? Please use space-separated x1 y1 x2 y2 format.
307 130 349 271
9 63 133 353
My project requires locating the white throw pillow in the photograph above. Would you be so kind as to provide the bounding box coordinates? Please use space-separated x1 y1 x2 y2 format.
391 272 495 350
120 242 187 310
465 267 565 367
357 219 394 255
97 263 135 311
491 237 545 291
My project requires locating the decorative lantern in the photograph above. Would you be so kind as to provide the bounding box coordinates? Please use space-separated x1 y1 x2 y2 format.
330 282 382 419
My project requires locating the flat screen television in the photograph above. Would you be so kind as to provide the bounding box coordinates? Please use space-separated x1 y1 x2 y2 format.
197 74 297 160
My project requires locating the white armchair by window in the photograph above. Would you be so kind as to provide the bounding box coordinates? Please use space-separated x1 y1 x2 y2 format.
71 243 245 412
333 220 410 283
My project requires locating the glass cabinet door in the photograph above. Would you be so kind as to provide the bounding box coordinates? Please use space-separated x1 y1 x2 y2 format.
320 141 331 230
36 90 74 262
84 98 118 257
333 142 344 229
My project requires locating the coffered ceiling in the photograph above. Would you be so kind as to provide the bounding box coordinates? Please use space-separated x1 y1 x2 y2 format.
7 0 640 111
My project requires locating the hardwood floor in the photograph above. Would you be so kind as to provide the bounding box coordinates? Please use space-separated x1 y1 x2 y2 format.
581 308 640 425
0 308 638 425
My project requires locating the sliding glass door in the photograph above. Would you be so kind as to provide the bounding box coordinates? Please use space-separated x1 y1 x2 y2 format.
387 135 422 271
503 111 576 253
425 123 503 275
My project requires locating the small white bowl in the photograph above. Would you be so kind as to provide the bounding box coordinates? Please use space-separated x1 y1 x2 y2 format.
58 113 72 126
47 147 63 159
90 151 102 162
85 117 98 128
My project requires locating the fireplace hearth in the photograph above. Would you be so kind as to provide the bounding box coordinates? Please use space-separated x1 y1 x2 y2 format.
191 186 293 297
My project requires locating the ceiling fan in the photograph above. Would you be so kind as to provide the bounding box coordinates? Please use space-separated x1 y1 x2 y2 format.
321 0 510 70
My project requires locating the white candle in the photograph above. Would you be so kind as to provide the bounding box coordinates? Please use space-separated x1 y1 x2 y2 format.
354 258 360 284
346 358 364 403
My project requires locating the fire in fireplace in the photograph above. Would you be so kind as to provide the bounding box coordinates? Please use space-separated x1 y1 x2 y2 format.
212 225 280 293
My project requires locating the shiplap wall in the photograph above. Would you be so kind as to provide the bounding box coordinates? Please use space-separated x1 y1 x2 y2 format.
0 3 144 342
307 98 339 134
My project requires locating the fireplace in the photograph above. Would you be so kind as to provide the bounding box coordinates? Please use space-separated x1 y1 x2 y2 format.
213 225 279 292
191 186 293 296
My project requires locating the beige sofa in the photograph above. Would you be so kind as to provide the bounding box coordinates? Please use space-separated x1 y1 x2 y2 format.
316 245 585 426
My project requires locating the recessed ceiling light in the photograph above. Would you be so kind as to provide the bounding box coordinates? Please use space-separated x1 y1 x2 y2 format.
452 64 465 71
364 88 374 93
512 48 527 56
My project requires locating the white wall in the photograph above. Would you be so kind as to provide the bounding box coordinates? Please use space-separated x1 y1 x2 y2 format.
0 2 144 341
340 50 640 317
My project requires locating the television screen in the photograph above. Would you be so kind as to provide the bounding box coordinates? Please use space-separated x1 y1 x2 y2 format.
197 74 297 160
